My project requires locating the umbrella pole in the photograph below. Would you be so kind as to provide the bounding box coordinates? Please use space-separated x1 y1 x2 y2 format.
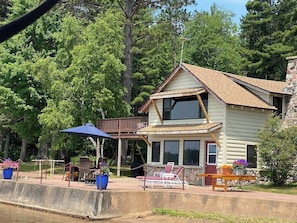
96 138 100 167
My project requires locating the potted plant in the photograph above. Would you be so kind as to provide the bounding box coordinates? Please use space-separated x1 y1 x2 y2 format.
0 158 19 179
95 166 110 190
232 159 248 175
220 164 232 175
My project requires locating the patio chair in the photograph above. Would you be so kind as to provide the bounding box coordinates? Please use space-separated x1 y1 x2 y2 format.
78 156 91 182
62 156 71 181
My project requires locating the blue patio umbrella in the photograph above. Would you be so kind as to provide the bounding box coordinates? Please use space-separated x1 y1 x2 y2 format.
60 123 113 139
60 123 113 166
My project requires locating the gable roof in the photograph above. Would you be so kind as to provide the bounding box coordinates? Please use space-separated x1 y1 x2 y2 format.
139 63 279 113
223 72 291 95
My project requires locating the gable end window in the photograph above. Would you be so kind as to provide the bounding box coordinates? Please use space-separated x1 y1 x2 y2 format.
273 96 282 118
163 93 208 120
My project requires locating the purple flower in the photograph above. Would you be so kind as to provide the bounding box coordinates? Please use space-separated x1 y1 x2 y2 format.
233 159 248 169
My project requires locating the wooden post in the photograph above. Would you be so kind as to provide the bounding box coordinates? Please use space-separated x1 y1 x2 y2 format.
182 166 185 191
40 161 43 184
143 164 147 190
68 162 72 187
16 160 20 181
117 138 122 177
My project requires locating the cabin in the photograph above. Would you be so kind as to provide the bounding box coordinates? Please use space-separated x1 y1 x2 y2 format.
135 63 291 185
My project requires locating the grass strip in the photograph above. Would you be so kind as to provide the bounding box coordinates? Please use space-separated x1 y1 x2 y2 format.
153 208 294 223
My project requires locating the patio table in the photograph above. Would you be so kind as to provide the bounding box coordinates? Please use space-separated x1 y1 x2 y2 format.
199 173 256 192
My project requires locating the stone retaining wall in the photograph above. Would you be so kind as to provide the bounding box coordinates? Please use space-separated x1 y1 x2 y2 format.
0 180 296 221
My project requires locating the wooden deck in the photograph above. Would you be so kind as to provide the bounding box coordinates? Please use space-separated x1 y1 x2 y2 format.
97 116 148 139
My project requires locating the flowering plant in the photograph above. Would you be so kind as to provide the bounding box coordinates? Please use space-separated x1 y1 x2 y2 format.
221 164 232 169
95 166 110 176
0 158 19 169
221 164 232 170
233 159 248 169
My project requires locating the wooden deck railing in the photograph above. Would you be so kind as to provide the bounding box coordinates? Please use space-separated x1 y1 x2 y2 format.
97 117 147 138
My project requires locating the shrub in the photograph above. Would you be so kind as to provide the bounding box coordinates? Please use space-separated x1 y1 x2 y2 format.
258 115 297 185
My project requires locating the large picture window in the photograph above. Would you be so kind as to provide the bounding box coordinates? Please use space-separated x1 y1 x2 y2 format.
163 140 179 164
152 142 160 162
247 145 257 168
183 140 200 165
163 93 208 120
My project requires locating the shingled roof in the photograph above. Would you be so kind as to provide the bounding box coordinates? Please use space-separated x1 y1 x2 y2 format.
223 72 290 95
139 63 283 113
181 63 276 110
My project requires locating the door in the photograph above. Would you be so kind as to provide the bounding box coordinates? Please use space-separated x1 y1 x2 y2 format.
205 142 217 185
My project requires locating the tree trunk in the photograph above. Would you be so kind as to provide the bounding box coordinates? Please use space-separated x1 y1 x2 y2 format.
121 139 128 165
4 132 10 158
37 142 49 159
122 0 134 104
19 138 27 161
0 132 3 152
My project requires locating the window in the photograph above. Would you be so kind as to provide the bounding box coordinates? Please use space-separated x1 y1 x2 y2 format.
163 140 179 164
163 93 208 120
152 142 160 162
247 145 257 168
183 140 200 165
273 96 282 118
207 143 217 165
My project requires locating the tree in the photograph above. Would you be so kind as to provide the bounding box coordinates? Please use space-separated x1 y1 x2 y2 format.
112 0 194 106
182 4 244 74
240 0 297 80
35 10 129 156
0 0 67 160
257 115 297 185
131 8 175 113
0 0 11 22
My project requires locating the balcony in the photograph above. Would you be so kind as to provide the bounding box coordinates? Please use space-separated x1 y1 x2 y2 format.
97 116 148 139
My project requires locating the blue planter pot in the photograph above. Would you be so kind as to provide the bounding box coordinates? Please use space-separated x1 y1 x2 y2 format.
95 175 108 190
3 168 13 179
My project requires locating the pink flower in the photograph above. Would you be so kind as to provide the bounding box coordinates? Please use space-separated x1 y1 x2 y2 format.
0 158 19 169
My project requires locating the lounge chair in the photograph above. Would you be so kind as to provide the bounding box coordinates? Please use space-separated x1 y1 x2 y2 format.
153 162 174 177
137 166 189 189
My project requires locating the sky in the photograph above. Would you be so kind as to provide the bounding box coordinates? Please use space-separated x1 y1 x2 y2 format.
194 0 248 24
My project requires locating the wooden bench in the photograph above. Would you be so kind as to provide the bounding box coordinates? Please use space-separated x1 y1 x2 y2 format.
199 174 256 192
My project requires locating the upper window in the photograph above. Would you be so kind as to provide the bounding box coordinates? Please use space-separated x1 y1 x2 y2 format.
163 94 208 120
183 140 200 166
247 145 257 168
163 140 179 164
273 96 282 118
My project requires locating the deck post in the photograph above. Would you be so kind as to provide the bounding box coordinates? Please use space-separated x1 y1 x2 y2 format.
117 138 122 177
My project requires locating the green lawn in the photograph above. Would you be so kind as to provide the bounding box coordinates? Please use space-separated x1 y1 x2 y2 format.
242 183 297 195
154 208 295 223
